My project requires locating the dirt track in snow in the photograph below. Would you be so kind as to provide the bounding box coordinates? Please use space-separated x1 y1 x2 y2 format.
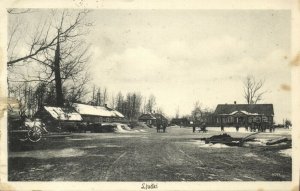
8 126 291 181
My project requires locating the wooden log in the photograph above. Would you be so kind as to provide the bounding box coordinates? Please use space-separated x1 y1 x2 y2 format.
266 137 289 145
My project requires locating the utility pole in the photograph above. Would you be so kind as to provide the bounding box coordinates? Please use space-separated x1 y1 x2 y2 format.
54 30 64 107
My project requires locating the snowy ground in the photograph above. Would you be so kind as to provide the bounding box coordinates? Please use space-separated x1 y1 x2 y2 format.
8 125 291 181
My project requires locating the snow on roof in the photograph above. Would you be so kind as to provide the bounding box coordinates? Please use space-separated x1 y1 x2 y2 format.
73 103 124 118
223 110 259 116
215 104 274 116
44 106 82 121
112 110 125 118
138 113 156 120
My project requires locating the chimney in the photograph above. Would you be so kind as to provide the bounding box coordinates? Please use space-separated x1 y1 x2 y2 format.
234 101 236 104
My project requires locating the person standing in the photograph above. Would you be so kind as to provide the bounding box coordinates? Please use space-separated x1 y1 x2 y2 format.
236 125 240 132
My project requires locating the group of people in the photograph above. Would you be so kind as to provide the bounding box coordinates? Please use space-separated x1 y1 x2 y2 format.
246 122 276 132
156 123 167 133
220 122 275 132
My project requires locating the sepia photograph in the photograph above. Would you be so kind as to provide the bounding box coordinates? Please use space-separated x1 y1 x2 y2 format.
0 0 299 190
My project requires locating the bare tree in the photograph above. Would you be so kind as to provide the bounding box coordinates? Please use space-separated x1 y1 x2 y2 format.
243 75 266 104
190 102 212 123
7 10 92 67
8 10 92 106
7 9 34 15
110 94 116 109
116 92 124 112
191 101 203 122
146 94 156 113
64 73 90 104
96 88 101 106
103 88 108 105
175 106 180 118
156 107 165 115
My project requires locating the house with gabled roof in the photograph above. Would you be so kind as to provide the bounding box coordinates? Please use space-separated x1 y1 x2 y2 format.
138 113 168 127
34 106 83 131
212 103 274 127
73 103 125 124
170 117 190 126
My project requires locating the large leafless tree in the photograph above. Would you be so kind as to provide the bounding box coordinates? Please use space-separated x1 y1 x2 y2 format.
7 9 92 107
243 75 266 104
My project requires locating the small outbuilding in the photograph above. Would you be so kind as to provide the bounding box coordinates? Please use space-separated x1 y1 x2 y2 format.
138 113 168 127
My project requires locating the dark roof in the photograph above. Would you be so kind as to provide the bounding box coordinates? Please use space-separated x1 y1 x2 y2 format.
153 113 168 121
138 113 168 121
138 114 156 120
171 118 189 123
214 104 274 116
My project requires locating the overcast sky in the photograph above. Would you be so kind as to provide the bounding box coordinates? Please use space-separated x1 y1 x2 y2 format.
8 9 291 123
85 10 291 122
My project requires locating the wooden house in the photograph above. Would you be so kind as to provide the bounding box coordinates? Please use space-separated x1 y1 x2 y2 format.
34 106 83 131
138 113 168 127
212 103 274 127
170 117 190 126
72 103 126 124
138 113 156 126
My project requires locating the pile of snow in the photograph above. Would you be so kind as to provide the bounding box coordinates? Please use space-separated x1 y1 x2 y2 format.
211 143 229 148
115 124 129 133
207 127 249 133
121 124 132 131
244 153 259 158
279 148 292 157
112 123 145 133
188 140 230 148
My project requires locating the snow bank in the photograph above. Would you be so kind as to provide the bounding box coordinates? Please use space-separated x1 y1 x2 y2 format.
115 124 129 133
279 148 292 157
122 124 132 131
207 127 249 133
112 123 146 133
187 140 230 148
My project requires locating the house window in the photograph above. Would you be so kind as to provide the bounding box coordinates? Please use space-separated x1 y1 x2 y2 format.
262 116 268 122
248 117 253 123
253 116 261 122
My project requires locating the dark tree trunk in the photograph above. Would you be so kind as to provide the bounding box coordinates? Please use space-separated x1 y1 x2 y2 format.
54 32 64 107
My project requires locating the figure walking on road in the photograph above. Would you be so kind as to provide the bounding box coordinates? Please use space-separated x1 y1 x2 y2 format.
220 119 224 132
236 125 240 132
